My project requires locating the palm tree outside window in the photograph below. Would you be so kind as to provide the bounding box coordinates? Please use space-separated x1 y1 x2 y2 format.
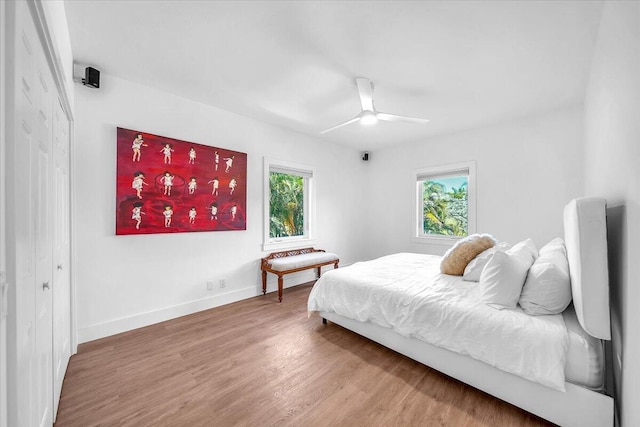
263 158 315 251
413 162 476 242
269 171 304 238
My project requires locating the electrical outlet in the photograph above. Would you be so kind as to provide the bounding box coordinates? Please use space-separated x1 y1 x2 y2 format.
219 279 226 288
206 281 214 291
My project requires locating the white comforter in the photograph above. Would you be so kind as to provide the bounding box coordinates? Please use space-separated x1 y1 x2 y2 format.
308 253 569 391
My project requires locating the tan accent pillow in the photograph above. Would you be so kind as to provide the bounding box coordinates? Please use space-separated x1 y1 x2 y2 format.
440 234 497 276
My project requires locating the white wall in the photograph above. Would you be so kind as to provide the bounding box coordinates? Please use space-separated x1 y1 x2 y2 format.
583 2 640 426
363 106 584 259
74 75 368 342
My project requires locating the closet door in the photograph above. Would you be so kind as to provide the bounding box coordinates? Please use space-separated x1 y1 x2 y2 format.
12 1 54 425
1 2 8 427
52 97 71 418
33 28 54 427
8 1 72 424
13 1 39 424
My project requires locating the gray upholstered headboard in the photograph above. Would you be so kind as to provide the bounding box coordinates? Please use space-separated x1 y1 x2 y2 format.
563 198 611 340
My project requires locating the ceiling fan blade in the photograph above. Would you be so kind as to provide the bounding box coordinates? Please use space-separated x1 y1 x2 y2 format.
377 112 430 124
355 77 374 112
320 116 360 134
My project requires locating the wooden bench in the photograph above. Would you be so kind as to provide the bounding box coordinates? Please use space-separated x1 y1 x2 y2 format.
261 248 339 302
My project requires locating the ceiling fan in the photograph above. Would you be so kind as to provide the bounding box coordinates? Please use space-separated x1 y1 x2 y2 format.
320 77 430 134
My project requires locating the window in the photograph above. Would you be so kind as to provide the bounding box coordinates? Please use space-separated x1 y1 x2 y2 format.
263 158 315 251
269 172 304 238
413 161 476 244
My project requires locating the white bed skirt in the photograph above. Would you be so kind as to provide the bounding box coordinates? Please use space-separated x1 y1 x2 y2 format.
320 311 613 427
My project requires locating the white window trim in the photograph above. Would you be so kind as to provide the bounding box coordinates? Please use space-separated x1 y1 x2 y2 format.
411 161 476 246
263 157 316 251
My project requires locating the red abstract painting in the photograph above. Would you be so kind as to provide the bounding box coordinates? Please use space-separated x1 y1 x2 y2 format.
116 127 247 235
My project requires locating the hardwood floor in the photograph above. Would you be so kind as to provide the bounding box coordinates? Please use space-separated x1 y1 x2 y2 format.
55 283 553 426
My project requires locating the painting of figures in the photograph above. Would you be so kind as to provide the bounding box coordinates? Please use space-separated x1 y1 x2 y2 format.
116 127 247 235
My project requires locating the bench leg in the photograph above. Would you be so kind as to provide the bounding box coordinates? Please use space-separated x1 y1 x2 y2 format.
322 318 327 325
262 271 267 295
316 266 321 279
334 262 339 269
278 275 284 302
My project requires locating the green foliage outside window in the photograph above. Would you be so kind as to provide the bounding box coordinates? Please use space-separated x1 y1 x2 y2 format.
270 172 304 238
422 178 468 236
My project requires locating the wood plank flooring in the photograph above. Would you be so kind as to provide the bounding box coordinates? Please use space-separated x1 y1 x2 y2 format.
55 283 553 426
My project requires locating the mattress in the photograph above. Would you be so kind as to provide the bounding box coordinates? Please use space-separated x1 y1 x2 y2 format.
563 304 605 390
309 252 606 392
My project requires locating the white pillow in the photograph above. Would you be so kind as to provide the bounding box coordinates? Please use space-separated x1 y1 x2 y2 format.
519 238 572 315
506 238 538 265
462 242 511 282
539 237 565 254
479 250 533 310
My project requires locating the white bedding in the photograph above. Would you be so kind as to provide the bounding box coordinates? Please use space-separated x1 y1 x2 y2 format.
308 253 570 391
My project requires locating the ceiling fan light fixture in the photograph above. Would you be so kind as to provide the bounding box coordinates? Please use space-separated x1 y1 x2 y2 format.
319 78 429 134
360 111 378 126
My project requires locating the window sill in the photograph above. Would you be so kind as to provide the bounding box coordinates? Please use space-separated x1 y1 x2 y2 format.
411 235 462 246
263 238 318 252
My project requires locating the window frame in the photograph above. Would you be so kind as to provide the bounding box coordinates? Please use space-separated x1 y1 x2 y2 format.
411 161 476 246
263 157 316 251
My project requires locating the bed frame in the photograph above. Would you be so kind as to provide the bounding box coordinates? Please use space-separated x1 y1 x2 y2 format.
320 198 614 427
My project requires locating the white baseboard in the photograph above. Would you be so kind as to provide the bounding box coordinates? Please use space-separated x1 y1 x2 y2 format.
78 286 258 343
77 270 324 344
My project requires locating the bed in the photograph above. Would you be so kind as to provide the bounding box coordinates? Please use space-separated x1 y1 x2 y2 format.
308 198 613 427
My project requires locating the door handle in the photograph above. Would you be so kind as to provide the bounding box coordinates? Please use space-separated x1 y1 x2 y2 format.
42 281 50 290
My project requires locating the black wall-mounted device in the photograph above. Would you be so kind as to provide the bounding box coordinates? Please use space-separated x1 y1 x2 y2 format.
83 67 100 88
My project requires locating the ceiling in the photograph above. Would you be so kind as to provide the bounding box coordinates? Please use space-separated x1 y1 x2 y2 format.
64 1 603 151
